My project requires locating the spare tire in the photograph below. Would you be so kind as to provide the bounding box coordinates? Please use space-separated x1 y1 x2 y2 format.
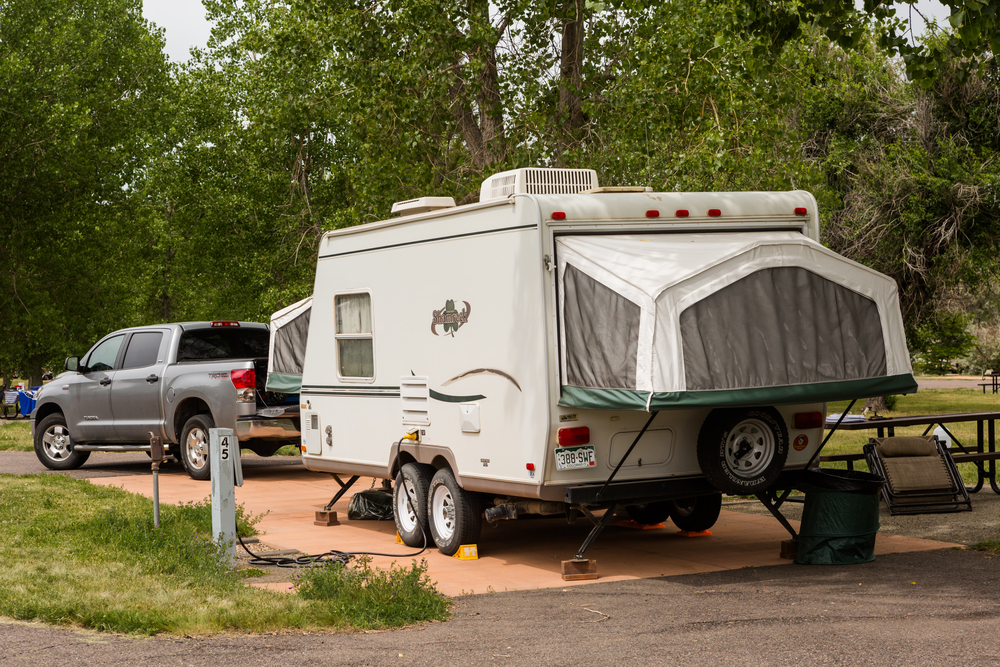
697 407 789 495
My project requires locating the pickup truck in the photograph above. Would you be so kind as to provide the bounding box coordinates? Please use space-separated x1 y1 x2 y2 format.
30 321 301 480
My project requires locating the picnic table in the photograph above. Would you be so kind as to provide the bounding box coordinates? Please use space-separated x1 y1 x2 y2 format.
820 411 1000 494
978 372 1000 394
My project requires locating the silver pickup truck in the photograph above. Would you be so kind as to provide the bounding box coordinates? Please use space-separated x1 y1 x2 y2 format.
30 321 301 480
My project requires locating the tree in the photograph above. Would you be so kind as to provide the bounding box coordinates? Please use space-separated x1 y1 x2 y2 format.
0 0 171 383
729 0 999 84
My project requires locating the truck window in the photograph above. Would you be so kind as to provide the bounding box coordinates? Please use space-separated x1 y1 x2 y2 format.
122 332 163 369
176 329 270 361
86 335 125 372
335 293 374 379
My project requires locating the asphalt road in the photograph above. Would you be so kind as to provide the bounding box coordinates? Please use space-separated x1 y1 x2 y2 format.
2 549 999 666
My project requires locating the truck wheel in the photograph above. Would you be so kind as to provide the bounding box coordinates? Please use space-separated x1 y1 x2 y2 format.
180 414 214 481
697 407 788 495
668 494 722 532
625 501 671 525
34 413 90 470
393 463 432 547
427 468 481 556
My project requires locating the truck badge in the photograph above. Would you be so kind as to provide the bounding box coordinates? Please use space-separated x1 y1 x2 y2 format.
431 300 471 336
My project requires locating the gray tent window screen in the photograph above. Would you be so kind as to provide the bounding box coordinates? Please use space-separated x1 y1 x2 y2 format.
563 264 640 389
680 267 887 391
272 308 311 376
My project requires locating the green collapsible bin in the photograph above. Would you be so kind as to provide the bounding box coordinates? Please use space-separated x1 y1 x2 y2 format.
795 469 885 565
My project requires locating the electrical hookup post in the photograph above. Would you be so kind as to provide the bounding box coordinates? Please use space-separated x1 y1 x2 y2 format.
210 428 244 564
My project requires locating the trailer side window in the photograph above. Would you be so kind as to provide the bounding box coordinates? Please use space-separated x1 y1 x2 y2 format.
335 293 374 379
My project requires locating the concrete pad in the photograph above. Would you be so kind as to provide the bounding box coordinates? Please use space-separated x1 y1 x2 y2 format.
87 467 956 597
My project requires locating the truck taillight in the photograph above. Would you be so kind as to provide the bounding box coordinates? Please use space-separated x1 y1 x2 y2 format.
212 320 240 327
794 411 824 429
231 369 256 403
558 427 590 446
231 369 255 388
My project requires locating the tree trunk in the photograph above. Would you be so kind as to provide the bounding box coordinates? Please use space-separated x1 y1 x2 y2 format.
864 396 888 415
556 0 586 163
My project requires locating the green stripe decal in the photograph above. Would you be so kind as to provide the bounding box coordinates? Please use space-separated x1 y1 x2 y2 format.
429 389 486 403
559 374 919 411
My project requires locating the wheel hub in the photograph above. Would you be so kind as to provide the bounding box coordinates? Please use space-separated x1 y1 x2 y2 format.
186 428 208 469
43 426 71 460
724 419 775 478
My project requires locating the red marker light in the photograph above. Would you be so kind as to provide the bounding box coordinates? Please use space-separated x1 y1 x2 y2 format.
646 210 660 218
552 211 566 220
794 207 808 215
794 411 824 429
675 209 689 217
708 209 722 217
558 427 590 446
526 463 535 471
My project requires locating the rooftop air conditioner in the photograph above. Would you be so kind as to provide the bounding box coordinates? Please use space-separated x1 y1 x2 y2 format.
479 168 599 203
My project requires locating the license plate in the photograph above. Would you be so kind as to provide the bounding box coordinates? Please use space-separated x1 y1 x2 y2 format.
555 445 597 471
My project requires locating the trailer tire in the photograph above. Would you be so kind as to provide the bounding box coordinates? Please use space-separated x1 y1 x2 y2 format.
428 468 481 556
34 413 90 470
625 501 672 525
394 463 432 547
697 407 788 495
669 494 722 532
180 413 215 481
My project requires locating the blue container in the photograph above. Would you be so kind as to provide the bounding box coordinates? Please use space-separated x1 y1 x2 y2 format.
18 390 37 417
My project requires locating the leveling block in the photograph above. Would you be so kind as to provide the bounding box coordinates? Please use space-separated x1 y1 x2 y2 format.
616 519 665 530
677 530 712 537
314 510 340 526
561 558 598 581
454 545 479 560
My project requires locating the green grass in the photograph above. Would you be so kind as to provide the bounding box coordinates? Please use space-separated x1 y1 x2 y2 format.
273 444 300 456
823 388 1000 484
0 474 450 635
0 420 32 452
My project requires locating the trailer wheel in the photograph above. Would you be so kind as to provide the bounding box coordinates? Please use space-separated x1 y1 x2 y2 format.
394 463 432 547
428 468 481 556
34 413 90 470
180 413 215 481
625 501 671 525
669 494 722 532
697 407 788 495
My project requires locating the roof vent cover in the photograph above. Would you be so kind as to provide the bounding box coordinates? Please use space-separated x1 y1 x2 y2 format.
479 168 599 202
391 196 456 216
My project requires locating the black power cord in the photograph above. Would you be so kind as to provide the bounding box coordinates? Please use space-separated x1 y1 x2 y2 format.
237 435 431 569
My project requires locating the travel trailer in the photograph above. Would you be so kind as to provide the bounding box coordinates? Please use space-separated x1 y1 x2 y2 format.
287 168 916 557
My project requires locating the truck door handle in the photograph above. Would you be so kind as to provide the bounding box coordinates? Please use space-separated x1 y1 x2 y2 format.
100 377 111 386
146 374 159 383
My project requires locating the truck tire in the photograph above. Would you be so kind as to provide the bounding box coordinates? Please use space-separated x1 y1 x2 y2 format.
34 413 90 470
668 494 722 532
697 407 788 495
180 414 215 481
393 463 433 547
625 501 671 525
427 467 481 556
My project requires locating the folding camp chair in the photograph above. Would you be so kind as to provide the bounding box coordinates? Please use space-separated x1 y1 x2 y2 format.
863 436 972 515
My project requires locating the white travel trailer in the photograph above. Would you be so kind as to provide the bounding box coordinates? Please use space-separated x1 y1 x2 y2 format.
295 168 916 558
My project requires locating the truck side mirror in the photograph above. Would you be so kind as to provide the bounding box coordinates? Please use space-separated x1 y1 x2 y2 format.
65 357 79 372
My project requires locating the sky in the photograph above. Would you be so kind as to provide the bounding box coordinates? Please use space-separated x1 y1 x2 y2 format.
142 0 955 64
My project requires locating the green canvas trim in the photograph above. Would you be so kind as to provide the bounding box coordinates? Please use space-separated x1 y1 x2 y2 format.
559 374 918 411
265 372 302 394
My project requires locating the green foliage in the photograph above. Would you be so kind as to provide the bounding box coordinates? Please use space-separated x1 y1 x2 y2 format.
912 312 976 373
295 556 450 629
0 0 171 382
728 0 1000 85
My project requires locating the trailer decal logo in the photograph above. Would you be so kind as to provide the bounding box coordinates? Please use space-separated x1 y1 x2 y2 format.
443 368 521 392
431 300 471 336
